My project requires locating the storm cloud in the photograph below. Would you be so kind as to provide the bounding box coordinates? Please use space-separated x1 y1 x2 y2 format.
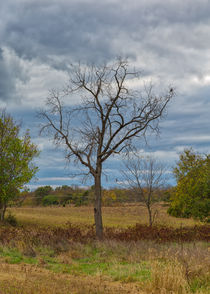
0 0 209 187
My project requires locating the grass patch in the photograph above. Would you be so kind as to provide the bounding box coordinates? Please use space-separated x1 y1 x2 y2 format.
190 276 210 293
0 245 151 283
0 247 37 264
107 262 150 282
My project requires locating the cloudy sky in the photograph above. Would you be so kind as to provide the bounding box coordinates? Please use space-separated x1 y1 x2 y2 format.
0 0 210 189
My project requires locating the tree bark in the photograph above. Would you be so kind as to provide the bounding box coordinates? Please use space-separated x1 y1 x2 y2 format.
94 167 103 239
148 206 153 227
0 202 6 222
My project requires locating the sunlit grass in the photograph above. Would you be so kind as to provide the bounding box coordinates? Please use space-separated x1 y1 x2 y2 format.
9 203 201 228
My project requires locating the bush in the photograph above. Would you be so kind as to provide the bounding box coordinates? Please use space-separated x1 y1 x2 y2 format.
71 191 89 207
34 186 53 205
42 195 59 206
60 194 73 206
168 149 210 222
5 212 18 226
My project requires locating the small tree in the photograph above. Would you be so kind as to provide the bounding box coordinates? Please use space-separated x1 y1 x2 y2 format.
0 110 39 221
121 155 167 226
39 59 174 238
34 185 53 205
168 149 210 222
42 195 59 206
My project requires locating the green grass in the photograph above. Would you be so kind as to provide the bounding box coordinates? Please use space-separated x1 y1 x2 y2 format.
0 245 151 283
190 276 210 293
0 247 37 264
107 262 150 282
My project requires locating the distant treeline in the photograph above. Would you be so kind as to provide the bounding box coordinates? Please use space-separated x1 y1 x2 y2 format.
15 185 173 207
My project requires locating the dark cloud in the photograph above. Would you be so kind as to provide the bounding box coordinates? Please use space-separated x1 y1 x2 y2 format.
0 47 17 102
0 47 29 103
1 0 210 82
1 1 119 63
0 0 210 187
1 0 209 67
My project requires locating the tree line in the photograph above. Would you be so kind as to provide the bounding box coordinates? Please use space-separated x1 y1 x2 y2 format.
17 184 171 208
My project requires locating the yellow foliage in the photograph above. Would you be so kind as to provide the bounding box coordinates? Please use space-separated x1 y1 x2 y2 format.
102 190 117 205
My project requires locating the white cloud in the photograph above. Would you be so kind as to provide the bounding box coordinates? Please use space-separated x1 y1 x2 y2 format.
38 177 75 182
173 135 210 144
33 137 54 151
133 149 179 163
26 184 60 191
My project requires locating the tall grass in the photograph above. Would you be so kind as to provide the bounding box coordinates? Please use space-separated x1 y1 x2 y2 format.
0 239 209 293
9 203 201 228
0 204 209 293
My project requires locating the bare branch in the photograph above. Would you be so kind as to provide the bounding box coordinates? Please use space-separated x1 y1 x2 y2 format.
120 154 167 226
38 59 174 237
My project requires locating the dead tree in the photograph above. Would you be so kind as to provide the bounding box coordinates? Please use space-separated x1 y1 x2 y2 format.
38 59 174 239
121 155 167 226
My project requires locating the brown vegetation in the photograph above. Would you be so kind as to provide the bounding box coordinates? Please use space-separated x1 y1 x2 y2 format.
0 222 209 246
0 204 209 293
0 239 209 293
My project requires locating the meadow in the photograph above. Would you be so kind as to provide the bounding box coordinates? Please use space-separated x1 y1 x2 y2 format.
0 204 209 294
9 203 201 228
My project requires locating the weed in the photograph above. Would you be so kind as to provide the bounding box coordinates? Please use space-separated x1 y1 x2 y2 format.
0 205 208 293
5 212 18 226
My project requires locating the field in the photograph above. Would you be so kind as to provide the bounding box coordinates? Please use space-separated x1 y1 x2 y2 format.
0 204 209 294
9 203 201 228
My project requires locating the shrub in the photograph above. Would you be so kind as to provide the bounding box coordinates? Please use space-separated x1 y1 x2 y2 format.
5 212 18 226
42 195 59 206
34 186 53 205
168 149 210 222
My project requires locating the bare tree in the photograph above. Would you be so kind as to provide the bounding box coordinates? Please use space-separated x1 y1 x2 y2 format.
38 59 174 239
121 155 167 226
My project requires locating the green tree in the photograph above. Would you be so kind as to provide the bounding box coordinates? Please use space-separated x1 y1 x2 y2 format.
168 149 210 222
0 110 39 221
42 195 59 206
34 185 53 205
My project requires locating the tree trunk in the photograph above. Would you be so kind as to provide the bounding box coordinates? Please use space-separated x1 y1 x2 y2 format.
94 168 103 240
148 206 153 227
0 202 6 222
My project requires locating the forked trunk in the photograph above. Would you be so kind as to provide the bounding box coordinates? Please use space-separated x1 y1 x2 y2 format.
94 169 103 240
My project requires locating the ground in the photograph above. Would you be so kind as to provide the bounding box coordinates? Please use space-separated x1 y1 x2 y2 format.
0 204 209 294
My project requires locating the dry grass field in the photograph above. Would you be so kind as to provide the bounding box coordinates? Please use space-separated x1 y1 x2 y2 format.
0 204 209 294
9 203 201 228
